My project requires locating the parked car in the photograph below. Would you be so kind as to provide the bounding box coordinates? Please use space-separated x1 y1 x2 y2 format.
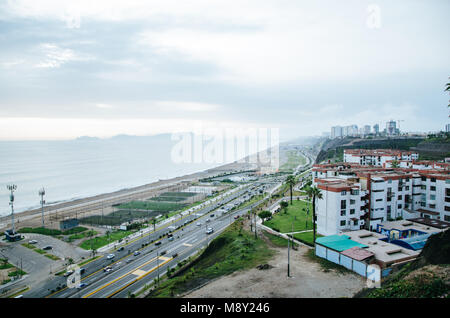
196 222 202 226
210 214 215 217
155 241 162 246
160 250 167 256
107 253 115 259
43 245 52 250
63 270 74 277
168 237 174 241
79 268 86 274
126 259 133 264
133 251 141 256
118 246 124 251
77 283 87 288
28 240 38 244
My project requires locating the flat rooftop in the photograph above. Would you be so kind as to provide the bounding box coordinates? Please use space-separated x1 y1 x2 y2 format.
344 230 419 265
407 218 450 230
378 220 444 234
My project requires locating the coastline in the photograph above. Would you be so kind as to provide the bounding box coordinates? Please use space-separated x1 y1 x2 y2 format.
0 160 255 231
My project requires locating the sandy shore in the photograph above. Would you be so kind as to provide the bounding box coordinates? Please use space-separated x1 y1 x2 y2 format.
0 161 255 231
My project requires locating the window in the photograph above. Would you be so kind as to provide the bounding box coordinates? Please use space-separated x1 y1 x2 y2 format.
351 190 359 195
398 195 402 200
446 179 450 184
421 176 427 182
340 220 346 226
350 199 355 205
388 179 392 184
430 186 436 191
376 199 382 202
430 194 436 200
421 185 426 190
398 204 402 209
340 210 346 216
350 209 355 215
406 186 410 191
429 204 436 209
431 178 436 183
340 200 346 209
341 191 347 195
445 215 450 221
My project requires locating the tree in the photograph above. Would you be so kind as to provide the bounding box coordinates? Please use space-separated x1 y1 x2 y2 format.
258 210 272 222
152 218 157 232
286 175 296 205
390 160 400 168
280 201 289 214
305 186 323 246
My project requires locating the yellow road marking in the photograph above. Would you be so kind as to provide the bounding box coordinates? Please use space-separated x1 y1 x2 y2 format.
183 243 192 247
82 255 159 298
132 269 147 277
158 256 170 261
106 257 173 298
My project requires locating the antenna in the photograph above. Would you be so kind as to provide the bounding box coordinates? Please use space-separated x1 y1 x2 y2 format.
7 184 17 233
39 187 46 228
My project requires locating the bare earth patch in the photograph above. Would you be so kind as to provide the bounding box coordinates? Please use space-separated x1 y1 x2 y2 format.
184 238 366 298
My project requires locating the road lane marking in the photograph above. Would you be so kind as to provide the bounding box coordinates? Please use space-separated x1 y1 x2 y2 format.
132 269 147 277
106 257 173 298
182 243 192 247
82 255 159 298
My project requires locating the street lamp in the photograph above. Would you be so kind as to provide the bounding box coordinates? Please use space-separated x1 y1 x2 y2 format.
7 184 17 233
39 187 46 228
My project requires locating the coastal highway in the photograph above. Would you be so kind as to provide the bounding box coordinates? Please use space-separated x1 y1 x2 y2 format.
24 182 264 298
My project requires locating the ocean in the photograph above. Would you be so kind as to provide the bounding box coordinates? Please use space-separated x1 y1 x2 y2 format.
0 134 220 216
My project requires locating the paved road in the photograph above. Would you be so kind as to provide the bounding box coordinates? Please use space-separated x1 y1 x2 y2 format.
23 182 266 298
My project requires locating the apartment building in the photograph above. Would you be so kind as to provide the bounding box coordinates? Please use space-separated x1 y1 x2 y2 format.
343 149 419 167
312 160 450 235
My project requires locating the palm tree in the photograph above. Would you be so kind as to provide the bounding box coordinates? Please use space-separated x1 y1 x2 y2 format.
306 186 323 245
152 218 156 232
286 175 296 205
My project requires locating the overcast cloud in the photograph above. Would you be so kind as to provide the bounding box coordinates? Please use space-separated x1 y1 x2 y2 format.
0 0 448 140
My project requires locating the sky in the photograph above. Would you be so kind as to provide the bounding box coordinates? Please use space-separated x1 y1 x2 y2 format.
0 0 449 141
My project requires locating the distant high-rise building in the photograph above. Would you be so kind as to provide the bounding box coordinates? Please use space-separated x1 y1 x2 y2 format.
386 120 397 135
363 125 371 135
373 124 379 135
446 124 450 133
331 126 343 139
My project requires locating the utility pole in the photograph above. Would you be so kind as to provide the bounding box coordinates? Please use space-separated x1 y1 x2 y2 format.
7 184 17 234
254 210 257 239
156 250 160 287
39 187 45 228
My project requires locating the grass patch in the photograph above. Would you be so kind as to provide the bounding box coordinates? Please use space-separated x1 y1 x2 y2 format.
305 249 352 274
263 200 312 233
79 230 133 250
8 287 30 298
8 269 27 277
18 227 62 236
21 243 36 249
148 221 275 298
67 230 97 242
0 259 14 270
264 232 295 248
117 201 187 212
2 279 11 285
44 254 60 261
34 249 47 255
62 226 88 235
293 231 323 246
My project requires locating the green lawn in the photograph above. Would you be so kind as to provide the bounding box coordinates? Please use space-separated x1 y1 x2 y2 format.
263 200 313 233
280 150 307 171
79 230 133 250
293 231 323 246
117 201 187 212
67 230 97 242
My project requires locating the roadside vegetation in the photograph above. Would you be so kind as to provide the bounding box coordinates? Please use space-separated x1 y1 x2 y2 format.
21 244 60 261
147 220 274 297
279 150 307 172
79 230 133 250
263 200 312 233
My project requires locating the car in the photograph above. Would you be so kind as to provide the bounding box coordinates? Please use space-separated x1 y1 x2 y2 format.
103 266 113 273
234 215 240 219
205 219 211 223
172 253 178 258
133 251 141 256
168 237 174 241
79 268 86 274
42 245 52 250
160 251 167 256
107 254 115 259
167 233 173 238
126 259 133 264
118 246 124 251
196 222 202 226
77 283 87 288
206 227 214 234
155 241 161 246
28 240 38 244
63 270 74 277
210 214 215 217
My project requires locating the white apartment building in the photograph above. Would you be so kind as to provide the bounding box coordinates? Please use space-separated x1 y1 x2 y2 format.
312 160 450 236
344 149 419 167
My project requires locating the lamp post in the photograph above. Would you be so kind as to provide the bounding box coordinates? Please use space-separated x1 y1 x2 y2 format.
39 187 45 228
7 184 17 233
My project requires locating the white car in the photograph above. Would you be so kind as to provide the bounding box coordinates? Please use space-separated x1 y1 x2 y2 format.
28 240 38 244
206 228 214 234
107 254 115 260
